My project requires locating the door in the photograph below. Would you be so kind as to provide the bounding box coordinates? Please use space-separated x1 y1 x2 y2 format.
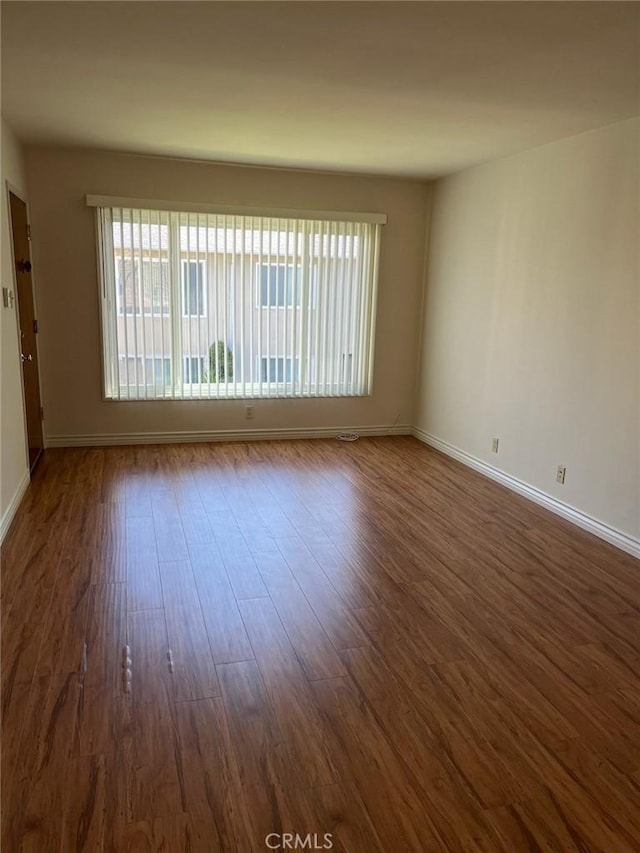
9 191 43 471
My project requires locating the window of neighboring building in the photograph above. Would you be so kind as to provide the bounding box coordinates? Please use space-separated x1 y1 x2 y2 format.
183 355 208 384
115 257 170 316
260 356 299 383
182 260 206 317
256 262 319 309
118 355 171 387
257 263 301 308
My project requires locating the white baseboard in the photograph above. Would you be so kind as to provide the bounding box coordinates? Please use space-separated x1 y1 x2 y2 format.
412 427 640 560
0 468 30 544
45 423 412 448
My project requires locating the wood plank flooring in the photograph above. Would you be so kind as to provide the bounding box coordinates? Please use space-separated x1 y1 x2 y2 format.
2 436 640 851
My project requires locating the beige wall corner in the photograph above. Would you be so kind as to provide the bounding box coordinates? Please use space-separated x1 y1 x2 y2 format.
1 119 29 538
416 118 640 543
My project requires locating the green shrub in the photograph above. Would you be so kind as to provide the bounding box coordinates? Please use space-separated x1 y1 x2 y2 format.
208 340 233 382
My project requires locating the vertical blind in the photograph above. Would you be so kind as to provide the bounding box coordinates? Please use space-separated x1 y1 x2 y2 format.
95 204 382 400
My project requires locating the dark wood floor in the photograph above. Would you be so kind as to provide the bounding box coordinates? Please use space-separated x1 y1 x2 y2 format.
2 437 640 851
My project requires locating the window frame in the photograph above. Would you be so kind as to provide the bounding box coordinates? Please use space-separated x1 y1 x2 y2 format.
95 204 382 401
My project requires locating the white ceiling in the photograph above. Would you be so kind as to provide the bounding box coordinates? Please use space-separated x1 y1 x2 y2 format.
2 1 639 179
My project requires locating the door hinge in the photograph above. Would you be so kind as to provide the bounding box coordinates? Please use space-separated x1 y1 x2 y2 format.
40 406 44 421
33 319 38 334
26 224 32 241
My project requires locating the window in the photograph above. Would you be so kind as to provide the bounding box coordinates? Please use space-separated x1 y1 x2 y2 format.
261 356 299 383
115 258 169 316
182 260 206 317
118 356 171 386
257 262 318 308
258 263 300 307
184 356 207 384
95 203 383 400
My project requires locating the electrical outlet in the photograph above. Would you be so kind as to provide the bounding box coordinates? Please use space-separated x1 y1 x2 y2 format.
491 437 499 453
556 465 566 485
245 405 253 420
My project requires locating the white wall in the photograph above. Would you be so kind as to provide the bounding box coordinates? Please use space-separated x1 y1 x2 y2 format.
25 147 429 442
416 118 640 544
1 120 29 537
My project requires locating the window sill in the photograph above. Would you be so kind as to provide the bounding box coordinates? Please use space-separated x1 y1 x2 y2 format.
106 383 367 401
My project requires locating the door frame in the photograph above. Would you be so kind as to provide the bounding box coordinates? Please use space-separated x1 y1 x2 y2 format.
5 180 45 468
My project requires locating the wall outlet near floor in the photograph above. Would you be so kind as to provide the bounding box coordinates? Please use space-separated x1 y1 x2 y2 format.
245 405 254 420
491 437 499 453
556 465 566 484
